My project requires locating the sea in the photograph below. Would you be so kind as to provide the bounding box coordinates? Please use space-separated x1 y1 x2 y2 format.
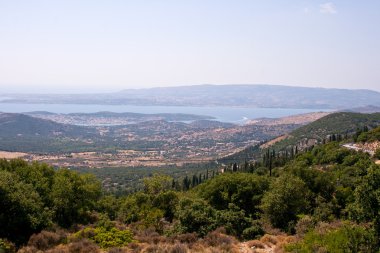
0 103 332 124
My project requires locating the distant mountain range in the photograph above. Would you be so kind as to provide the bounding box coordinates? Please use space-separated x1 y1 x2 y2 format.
1 84 380 109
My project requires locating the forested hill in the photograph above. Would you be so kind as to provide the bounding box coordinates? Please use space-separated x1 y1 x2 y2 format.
273 112 380 150
0 113 95 138
219 112 380 163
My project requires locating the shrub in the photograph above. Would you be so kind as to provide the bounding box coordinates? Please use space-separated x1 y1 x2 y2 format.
27 230 66 250
247 240 265 249
107 247 125 253
69 239 100 253
74 226 134 249
17 247 37 253
203 228 236 247
168 243 188 253
286 223 378 252
294 215 315 236
0 238 15 253
133 227 163 244
93 227 133 248
169 233 198 245
242 221 264 240
375 148 380 159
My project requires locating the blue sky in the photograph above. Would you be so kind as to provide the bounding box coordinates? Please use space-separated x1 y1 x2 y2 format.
0 1 379 93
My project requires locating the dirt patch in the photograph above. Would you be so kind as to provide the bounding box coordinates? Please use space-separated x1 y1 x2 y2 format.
240 234 296 253
0 151 27 159
261 135 289 149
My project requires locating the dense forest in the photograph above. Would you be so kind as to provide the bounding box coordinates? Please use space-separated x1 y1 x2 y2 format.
1 125 380 252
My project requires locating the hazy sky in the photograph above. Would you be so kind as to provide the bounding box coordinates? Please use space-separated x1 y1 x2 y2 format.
0 1 379 93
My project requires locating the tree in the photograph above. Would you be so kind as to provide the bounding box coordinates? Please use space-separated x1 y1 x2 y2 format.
349 165 380 232
261 174 310 231
0 170 52 244
51 169 101 227
175 197 218 236
143 174 172 195
196 173 269 217
375 148 380 159
153 191 179 222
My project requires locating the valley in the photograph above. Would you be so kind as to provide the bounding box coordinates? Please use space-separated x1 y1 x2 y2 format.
0 111 322 168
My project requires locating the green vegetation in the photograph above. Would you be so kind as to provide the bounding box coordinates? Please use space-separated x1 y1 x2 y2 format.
0 159 101 244
286 222 377 252
291 112 380 135
261 174 310 231
223 112 380 164
357 125 380 142
375 148 380 159
74 225 134 249
2 122 380 251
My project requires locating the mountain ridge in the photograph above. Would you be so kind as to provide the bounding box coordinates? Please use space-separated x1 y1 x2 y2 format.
2 84 380 109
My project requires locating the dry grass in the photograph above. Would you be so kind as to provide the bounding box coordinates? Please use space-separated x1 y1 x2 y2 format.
260 135 288 149
17 226 299 253
0 151 27 159
260 234 279 246
246 240 265 249
27 230 67 251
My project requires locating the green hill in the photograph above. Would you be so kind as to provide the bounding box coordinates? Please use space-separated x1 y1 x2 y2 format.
0 113 99 153
275 112 380 149
0 113 95 138
220 112 380 163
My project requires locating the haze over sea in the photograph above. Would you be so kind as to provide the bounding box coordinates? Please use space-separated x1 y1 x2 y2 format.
0 103 330 124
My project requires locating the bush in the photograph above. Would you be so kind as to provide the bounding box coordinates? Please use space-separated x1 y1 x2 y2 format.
375 148 380 159
0 238 15 253
27 230 66 250
286 223 378 252
107 248 125 253
242 221 264 240
168 243 188 253
168 233 198 245
294 216 315 236
203 228 236 247
74 226 134 249
69 239 100 253
93 227 133 248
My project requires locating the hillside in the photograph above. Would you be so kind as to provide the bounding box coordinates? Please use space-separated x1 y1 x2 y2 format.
2 84 380 109
278 112 380 149
25 111 214 126
221 112 380 163
1 138 379 252
247 111 331 126
0 113 95 138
